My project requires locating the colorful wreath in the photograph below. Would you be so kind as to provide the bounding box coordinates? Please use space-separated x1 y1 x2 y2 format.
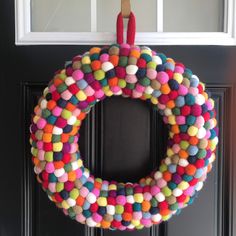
29 12 218 230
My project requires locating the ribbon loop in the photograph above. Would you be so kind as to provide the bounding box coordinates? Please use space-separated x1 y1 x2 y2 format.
116 12 136 45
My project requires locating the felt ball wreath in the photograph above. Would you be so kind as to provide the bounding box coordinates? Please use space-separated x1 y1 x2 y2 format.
29 12 218 230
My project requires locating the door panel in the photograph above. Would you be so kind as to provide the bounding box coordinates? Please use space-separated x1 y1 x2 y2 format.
1 1 235 236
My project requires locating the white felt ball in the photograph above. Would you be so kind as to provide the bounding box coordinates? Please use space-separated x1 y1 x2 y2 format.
106 205 115 215
126 195 135 204
53 127 63 135
155 192 165 202
67 198 76 207
71 161 79 170
102 62 114 72
65 76 75 86
197 127 206 139
54 168 65 177
173 188 183 197
145 86 154 95
86 217 97 227
40 99 47 109
195 182 203 191
68 116 77 125
86 193 96 204
154 171 163 180
127 224 135 229
195 94 205 105
152 213 162 222
178 159 189 167
152 55 162 65
126 65 138 75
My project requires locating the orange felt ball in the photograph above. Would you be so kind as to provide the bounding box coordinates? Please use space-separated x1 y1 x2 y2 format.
163 171 172 182
142 201 151 212
185 164 197 176
109 55 119 67
122 212 132 221
91 60 101 71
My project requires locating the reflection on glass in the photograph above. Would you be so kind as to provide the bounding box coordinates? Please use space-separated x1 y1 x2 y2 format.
31 0 91 32
163 0 224 32
97 0 157 32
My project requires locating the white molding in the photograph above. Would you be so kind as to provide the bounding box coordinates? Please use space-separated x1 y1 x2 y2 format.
156 0 163 32
15 0 236 45
90 0 97 32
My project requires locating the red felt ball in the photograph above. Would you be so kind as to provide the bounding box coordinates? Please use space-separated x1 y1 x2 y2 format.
195 159 205 168
158 94 169 104
62 153 71 164
203 112 210 122
137 58 146 68
173 134 181 144
191 104 202 116
177 194 186 203
124 203 133 213
90 203 99 213
169 90 178 100
107 197 116 205
177 166 185 175
181 105 191 116
68 84 79 94
189 178 198 186
166 69 173 79
158 201 168 210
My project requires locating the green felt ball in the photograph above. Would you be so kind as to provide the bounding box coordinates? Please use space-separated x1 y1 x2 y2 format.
56 182 64 192
186 115 196 126
162 186 172 197
70 189 79 199
118 79 126 88
82 64 92 73
150 198 158 207
185 94 195 105
94 70 105 80
147 61 157 70
115 205 124 214
57 84 67 93
52 135 60 142
172 107 180 115
119 56 128 67
139 77 150 87
45 152 53 162
42 109 51 118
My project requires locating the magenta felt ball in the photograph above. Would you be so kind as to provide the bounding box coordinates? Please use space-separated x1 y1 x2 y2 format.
157 71 169 84
191 104 202 116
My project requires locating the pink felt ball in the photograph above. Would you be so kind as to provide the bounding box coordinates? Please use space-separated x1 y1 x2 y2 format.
100 53 109 62
156 71 169 84
116 195 126 205
150 186 160 196
72 70 84 81
45 162 55 173
37 118 47 129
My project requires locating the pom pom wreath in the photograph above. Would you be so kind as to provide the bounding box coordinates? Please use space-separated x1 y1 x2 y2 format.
29 44 218 231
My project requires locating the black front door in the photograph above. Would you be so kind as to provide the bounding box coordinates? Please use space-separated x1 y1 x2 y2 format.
1 1 235 236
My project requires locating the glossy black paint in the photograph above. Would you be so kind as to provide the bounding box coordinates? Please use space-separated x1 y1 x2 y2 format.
1 1 235 236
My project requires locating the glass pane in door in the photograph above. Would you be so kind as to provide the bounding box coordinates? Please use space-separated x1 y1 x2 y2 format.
31 0 91 32
97 0 157 32
163 0 224 32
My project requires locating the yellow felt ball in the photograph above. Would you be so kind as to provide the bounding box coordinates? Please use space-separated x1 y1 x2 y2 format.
33 115 40 124
187 126 198 136
97 197 107 206
56 182 64 192
53 142 63 152
76 91 87 101
162 214 171 221
141 49 152 56
173 73 183 84
82 55 91 64
134 193 143 203
168 115 176 125
77 159 83 168
151 97 158 105
178 181 189 190
131 220 140 226
108 184 117 191
167 148 174 157
61 200 70 209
